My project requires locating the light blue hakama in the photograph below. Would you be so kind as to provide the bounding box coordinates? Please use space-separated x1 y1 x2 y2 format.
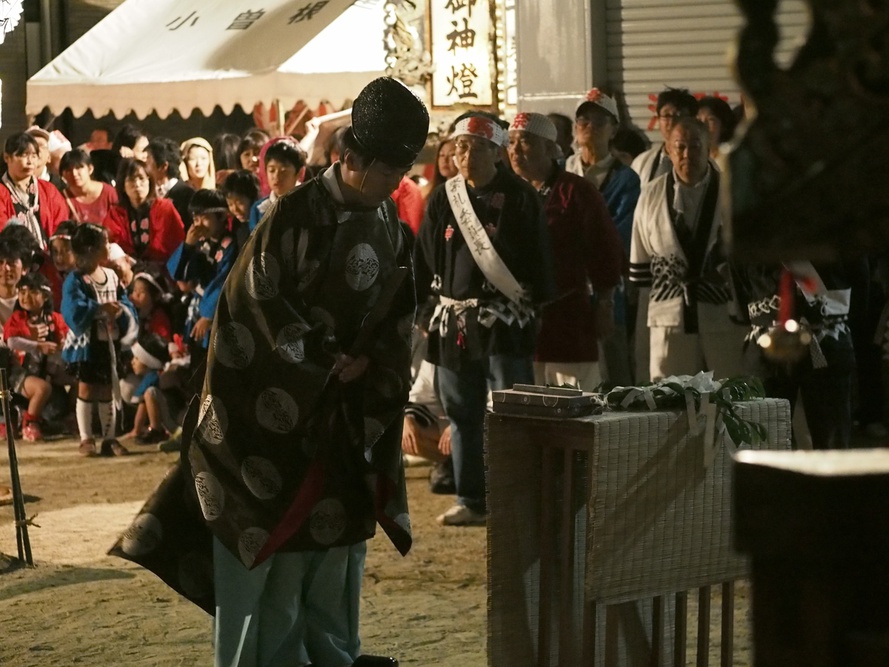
213 538 367 667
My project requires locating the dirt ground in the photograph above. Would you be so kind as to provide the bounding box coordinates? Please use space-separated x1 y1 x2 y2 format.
0 434 758 667
0 437 487 667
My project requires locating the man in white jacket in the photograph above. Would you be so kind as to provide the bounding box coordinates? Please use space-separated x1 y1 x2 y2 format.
629 118 746 380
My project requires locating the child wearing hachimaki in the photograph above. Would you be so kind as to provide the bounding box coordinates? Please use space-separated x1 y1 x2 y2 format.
61 223 138 457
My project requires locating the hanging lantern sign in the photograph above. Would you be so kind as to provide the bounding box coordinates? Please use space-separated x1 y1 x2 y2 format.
428 0 494 109
0 1 23 45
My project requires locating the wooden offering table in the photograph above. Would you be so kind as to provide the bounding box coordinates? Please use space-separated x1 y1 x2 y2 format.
486 399 790 667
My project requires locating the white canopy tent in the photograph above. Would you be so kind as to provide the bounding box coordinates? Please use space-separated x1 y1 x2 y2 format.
26 0 387 120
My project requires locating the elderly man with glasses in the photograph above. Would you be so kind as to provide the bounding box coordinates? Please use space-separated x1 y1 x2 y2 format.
415 112 556 527
632 87 699 185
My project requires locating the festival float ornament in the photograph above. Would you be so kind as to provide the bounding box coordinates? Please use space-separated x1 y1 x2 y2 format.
0 1 24 45
727 0 889 262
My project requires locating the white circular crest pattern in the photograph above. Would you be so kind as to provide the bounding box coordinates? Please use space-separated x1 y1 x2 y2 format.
276 323 311 363
195 471 225 521
120 513 163 556
214 322 255 369
344 243 380 291
310 498 347 545
245 253 281 300
238 527 270 567
241 456 283 500
255 388 299 434
197 395 228 445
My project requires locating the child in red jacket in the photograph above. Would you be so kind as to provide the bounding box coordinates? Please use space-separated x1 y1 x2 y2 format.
3 272 68 441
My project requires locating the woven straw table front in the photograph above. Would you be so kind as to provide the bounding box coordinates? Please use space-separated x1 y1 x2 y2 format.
486 398 791 667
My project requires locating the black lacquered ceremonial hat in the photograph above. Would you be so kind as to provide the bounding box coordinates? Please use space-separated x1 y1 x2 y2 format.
349 77 430 168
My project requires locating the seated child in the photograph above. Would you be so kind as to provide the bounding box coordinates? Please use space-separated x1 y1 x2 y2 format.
161 190 237 452
124 332 176 445
49 221 78 288
167 189 237 363
222 169 259 250
129 271 172 340
2 273 69 442
401 360 455 494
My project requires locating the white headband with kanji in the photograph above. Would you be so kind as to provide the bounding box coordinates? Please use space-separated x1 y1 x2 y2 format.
451 116 508 147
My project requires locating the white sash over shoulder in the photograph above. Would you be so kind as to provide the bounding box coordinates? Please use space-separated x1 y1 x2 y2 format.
445 175 527 305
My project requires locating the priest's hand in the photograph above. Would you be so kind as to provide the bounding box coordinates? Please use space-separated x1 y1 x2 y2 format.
190 317 212 341
438 424 452 455
333 354 369 383
402 415 421 455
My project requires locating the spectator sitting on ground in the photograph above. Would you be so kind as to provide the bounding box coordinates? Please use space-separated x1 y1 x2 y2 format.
167 189 237 389
221 170 260 250
103 157 185 273
2 272 68 442
48 221 77 288
122 332 176 445
401 360 455 495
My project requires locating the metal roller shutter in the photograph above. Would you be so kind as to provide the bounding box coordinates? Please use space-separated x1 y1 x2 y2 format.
604 0 811 140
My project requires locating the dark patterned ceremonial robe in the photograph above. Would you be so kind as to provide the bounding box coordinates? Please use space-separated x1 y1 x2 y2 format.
110 166 415 613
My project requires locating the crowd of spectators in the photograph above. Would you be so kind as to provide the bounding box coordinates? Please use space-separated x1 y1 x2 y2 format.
0 84 879 525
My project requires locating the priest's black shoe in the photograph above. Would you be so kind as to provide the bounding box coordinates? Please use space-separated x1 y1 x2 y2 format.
352 656 399 666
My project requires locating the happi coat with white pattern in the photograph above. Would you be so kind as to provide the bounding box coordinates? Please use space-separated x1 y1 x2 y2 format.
628 169 735 333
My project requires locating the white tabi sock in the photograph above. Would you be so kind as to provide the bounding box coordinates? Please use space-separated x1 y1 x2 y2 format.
76 398 94 441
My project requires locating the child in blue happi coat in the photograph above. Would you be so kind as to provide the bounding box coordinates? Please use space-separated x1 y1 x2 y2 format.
167 189 237 363
61 223 138 457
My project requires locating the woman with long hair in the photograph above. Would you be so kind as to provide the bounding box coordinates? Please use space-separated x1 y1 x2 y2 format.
103 158 184 270
59 148 119 225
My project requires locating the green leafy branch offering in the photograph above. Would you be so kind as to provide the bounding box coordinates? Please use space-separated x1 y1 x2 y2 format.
604 374 769 446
